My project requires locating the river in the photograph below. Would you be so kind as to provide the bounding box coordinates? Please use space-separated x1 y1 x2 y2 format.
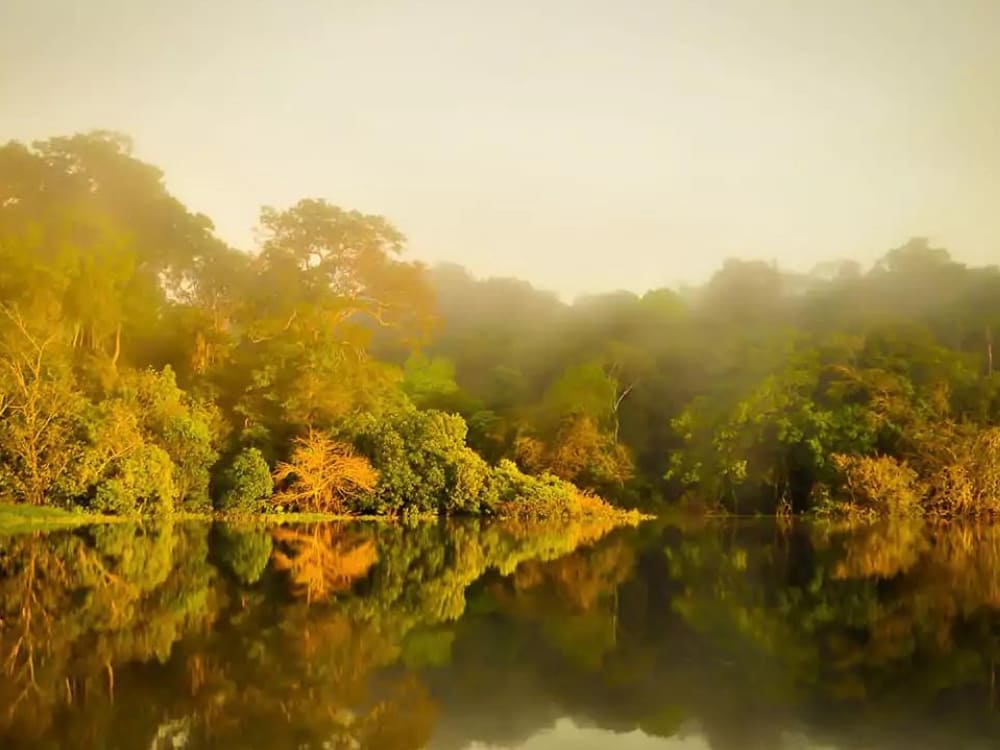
0 517 997 749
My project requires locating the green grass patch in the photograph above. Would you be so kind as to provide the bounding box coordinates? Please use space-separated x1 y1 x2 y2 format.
0 503 652 535
0 503 122 534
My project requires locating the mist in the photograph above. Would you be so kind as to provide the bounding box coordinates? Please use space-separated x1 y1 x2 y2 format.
4 0 1000 296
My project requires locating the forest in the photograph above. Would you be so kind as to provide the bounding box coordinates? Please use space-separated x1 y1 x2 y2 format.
2 130 999 518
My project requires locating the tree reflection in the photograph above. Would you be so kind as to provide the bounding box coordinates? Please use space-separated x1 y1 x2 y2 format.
419 519 1000 750
271 524 379 602
2 518 1000 750
0 517 629 749
0 523 216 743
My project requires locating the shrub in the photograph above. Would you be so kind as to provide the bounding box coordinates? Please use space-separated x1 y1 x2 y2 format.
341 404 627 519
345 406 496 515
217 447 273 512
832 453 924 516
0 312 91 506
449 449 499 514
92 444 177 515
925 427 1000 517
493 459 624 520
494 459 568 515
121 367 221 510
273 431 378 514
88 367 221 512
160 409 218 511
514 416 633 492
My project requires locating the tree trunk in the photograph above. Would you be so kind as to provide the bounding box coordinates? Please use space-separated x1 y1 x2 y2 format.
987 325 993 376
111 324 121 368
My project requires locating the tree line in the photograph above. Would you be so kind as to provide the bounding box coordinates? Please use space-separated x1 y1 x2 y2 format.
0 132 630 518
2 130 999 516
417 236 1000 517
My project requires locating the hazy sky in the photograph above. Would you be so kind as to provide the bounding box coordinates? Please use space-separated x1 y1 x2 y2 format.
3 0 999 297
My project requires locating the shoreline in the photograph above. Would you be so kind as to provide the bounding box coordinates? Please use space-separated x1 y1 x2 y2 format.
0 503 651 533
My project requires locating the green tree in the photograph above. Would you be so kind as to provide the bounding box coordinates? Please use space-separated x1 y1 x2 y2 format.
217 447 273 512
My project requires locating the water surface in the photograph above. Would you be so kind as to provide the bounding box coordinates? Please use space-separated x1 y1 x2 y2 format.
1 517 998 749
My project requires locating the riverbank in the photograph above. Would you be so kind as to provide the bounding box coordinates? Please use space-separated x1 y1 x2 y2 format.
0 502 650 534
0 503 124 533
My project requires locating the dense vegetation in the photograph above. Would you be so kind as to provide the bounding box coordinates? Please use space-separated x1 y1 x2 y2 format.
2 130 999 517
0 132 629 519
424 244 1000 517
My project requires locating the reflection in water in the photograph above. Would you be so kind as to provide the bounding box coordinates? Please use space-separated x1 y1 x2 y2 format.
0 518 999 749
463 718 712 749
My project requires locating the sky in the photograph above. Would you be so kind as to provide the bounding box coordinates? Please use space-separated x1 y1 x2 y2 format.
3 0 999 298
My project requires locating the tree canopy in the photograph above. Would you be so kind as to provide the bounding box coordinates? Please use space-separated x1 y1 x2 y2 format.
2 131 1000 518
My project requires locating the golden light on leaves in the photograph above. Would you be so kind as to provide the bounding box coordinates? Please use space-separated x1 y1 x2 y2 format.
272 430 378 514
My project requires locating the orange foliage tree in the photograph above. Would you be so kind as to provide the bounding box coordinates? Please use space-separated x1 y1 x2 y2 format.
272 430 378 513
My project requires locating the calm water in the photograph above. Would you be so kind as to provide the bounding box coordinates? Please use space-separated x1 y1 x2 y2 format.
1 517 999 750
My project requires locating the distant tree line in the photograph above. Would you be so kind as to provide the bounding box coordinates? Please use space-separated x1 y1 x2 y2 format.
424 241 1000 516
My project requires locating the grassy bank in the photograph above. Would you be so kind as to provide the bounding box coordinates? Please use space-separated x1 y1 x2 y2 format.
0 503 124 533
0 503 651 534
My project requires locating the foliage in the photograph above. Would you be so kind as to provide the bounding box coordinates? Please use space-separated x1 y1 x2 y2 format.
0 304 219 514
224 198 434 446
831 454 924 517
830 424 1000 518
0 306 90 505
272 431 378 514
925 427 1000 516
422 238 1000 515
345 405 498 515
92 444 176 515
97 366 221 511
517 415 633 489
402 352 461 409
216 447 273 512
493 459 633 521
8 129 1000 518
